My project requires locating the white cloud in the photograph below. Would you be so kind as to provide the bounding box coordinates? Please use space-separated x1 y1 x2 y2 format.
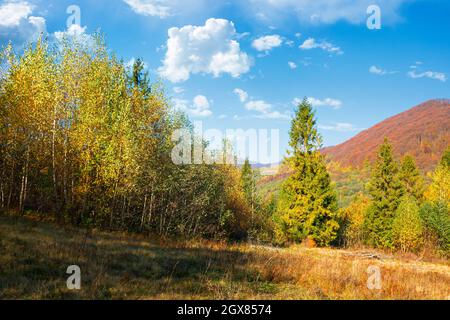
233 88 249 103
193 95 211 112
407 69 447 82
252 34 282 52
245 100 271 113
28 16 45 32
0 1 46 44
123 0 171 18
173 95 213 117
299 58 312 67
369 65 397 76
55 24 86 38
285 40 294 47
54 24 93 47
123 1 408 25
123 0 213 19
300 38 343 55
236 31 251 40
307 97 343 109
173 87 185 94
159 18 252 83
0 1 32 27
235 89 288 120
250 0 408 25
299 38 315 49
319 123 365 132
245 100 289 120
369 65 387 75
288 61 297 69
256 110 290 120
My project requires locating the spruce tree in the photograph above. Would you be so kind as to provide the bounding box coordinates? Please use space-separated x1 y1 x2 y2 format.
364 138 405 248
399 155 424 200
276 98 339 246
131 58 150 96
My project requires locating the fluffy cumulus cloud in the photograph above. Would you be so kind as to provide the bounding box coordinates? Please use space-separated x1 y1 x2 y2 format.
408 69 447 82
319 123 365 132
173 95 213 117
288 61 297 69
233 88 249 103
250 0 409 25
53 23 97 51
0 1 46 44
300 38 343 55
0 1 32 27
305 97 343 109
54 24 88 42
159 18 252 83
252 34 282 52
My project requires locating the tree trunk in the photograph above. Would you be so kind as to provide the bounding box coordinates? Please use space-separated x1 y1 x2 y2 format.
52 116 60 221
140 193 147 230
19 147 30 214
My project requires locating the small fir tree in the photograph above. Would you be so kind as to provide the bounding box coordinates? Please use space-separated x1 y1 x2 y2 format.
399 155 424 201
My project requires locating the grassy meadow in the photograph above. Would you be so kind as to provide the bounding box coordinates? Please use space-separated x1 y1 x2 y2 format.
1 215 449 300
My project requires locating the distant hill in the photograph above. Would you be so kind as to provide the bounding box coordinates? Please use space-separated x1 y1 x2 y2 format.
323 99 450 172
257 99 450 206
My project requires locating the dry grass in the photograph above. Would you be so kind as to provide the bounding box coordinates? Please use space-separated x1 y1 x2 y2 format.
0 215 449 300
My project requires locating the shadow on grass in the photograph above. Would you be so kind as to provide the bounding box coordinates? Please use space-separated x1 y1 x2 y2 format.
0 216 272 300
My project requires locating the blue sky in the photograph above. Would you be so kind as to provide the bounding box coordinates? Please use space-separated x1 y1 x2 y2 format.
1 0 449 163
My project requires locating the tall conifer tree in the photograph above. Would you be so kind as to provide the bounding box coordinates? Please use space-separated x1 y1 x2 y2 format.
276 98 339 246
365 138 405 248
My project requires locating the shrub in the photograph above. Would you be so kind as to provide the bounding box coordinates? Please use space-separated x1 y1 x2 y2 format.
420 201 450 255
337 194 371 247
424 165 450 203
392 197 423 252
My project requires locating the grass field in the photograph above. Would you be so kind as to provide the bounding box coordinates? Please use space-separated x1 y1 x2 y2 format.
1 215 449 300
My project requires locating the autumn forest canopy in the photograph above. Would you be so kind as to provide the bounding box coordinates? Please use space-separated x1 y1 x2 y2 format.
0 36 449 256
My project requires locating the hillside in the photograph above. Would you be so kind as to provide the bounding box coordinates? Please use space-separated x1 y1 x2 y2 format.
257 99 449 206
323 99 450 172
1 215 449 299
